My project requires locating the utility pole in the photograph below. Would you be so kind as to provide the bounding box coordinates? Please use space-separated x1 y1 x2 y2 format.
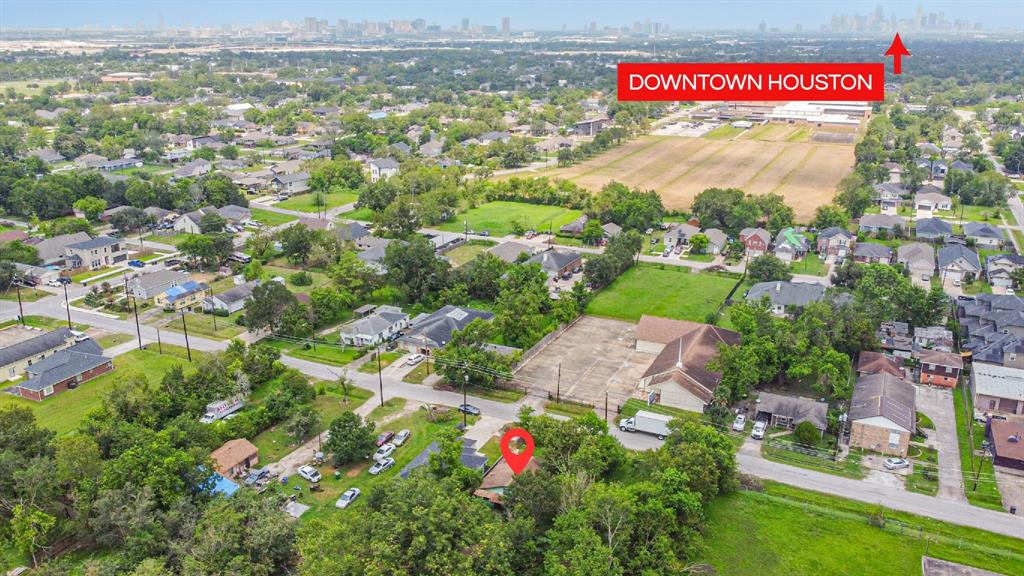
14 282 24 326
209 284 217 333
132 296 142 350
556 362 561 403
156 328 163 354
376 345 384 407
463 372 469 428
181 309 192 362
63 282 71 329
604 391 609 422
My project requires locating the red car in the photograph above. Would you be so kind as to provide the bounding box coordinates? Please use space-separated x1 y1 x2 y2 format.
375 431 394 447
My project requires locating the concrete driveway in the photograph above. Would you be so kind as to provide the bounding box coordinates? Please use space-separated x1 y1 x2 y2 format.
915 384 967 502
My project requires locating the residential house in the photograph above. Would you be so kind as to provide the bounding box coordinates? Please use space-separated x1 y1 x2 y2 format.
573 117 609 137
24 148 65 164
187 135 220 150
474 457 541 507
390 142 412 156
161 148 191 163
754 392 828 436
335 221 369 243
745 281 829 316
663 223 701 249
897 242 935 281
271 171 310 196
13 263 59 286
601 222 622 239
849 372 917 457
638 322 741 412
527 249 582 280
487 241 535 264
914 191 953 214
65 236 128 270
986 254 1024 288
703 228 728 255
174 205 251 234
853 242 894 264
129 269 191 300
872 183 908 211
143 206 174 222
74 153 107 168
987 420 1024 471
0 327 77 381
856 351 905 378
949 159 975 174
30 232 91 267
210 439 259 478
917 158 949 180
964 222 1005 248
203 280 260 315
400 437 488 479
971 362 1024 417
773 227 809 262
418 139 445 158
479 131 512 145
942 126 964 154
398 305 494 353
914 349 963 388
859 213 908 234
95 157 143 172
882 161 903 184
338 306 409 347
738 227 771 257
938 244 982 283
913 326 954 352
155 281 210 311
559 215 589 237
0 230 28 243
633 315 739 355
356 239 393 273
878 321 913 359
12 340 113 402
957 295 1024 366
816 227 855 257
369 158 400 182
915 217 953 241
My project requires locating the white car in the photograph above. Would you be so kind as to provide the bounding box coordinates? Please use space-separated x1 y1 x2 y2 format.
1008 288 1016 296
335 487 361 509
751 421 767 440
883 457 910 470
373 443 396 462
46 279 63 287
732 414 746 432
297 465 321 483
393 429 411 446
70 330 88 342
368 457 395 476
405 353 425 366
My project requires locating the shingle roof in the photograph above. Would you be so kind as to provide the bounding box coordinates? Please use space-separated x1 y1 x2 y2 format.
399 305 494 349
370 158 400 170
487 241 534 263
339 306 408 338
853 242 893 259
335 221 369 241
860 214 907 229
897 242 934 268
0 328 73 367
850 372 916 432
210 438 259 476
817 226 854 240
32 232 91 261
400 437 487 478
938 244 981 271
964 221 1005 240
756 392 828 431
915 217 953 237
133 270 189 291
210 280 259 305
162 281 209 303
527 249 580 274
66 236 120 250
642 324 740 395
18 341 109 392
746 282 826 308
857 351 904 377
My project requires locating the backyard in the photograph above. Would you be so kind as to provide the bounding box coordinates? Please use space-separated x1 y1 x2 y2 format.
251 385 373 463
435 201 584 237
586 264 741 323
274 190 358 213
442 240 497 267
159 310 247 340
250 208 299 227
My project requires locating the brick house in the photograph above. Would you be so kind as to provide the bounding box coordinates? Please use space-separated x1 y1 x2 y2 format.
0 327 78 381
13 340 113 401
738 227 770 257
816 227 855 257
914 349 963 388
848 372 916 457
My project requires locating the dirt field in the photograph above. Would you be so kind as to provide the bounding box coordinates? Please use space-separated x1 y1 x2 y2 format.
527 127 855 220
514 316 655 409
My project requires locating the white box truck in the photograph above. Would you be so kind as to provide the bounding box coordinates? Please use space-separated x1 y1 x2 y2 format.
199 397 244 424
619 410 673 440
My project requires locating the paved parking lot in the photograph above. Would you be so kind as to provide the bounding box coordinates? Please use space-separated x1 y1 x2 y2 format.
514 316 654 408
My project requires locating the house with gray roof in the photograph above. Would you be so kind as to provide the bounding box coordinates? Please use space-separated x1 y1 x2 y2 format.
527 248 582 279
171 158 212 179
985 253 1024 288
400 437 488 479
202 280 260 315
872 183 908 210
971 362 1024 417
65 236 128 270
369 158 400 182
30 232 91 267
271 171 310 195
849 372 916 456
938 244 981 283
859 213 907 234
745 281 827 316
0 328 77 381
24 148 65 164
816 227 855 256
853 242 893 264
754 392 828 435
338 305 409 347
488 241 535 264
335 221 370 243
913 191 952 213
129 269 191 300
559 214 589 236
915 217 953 240
703 228 728 255
398 305 495 352
418 139 445 158
897 242 935 281
13 340 112 402
773 227 809 262
964 221 1005 248
664 223 701 249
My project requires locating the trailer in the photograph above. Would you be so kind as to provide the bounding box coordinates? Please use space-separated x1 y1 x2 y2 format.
618 410 673 440
199 397 245 424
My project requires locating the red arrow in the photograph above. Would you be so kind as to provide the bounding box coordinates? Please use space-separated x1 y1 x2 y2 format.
884 33 911 75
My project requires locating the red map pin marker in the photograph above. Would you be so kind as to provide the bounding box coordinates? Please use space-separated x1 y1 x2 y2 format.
499 427 535 475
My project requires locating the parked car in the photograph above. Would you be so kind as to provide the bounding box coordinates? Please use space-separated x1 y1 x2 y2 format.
393 429 411 446
883 458 910 470
373 443 396 462
243 468 269 487
127 259 145 268
165 258 183 266
376 431 395 447
405 353 425 366
732 414 746 432
70 330 88 342
297 465 322 483
335 487 361 509
46 278 63 287
458 404 481 416
751 420 767 440
368 457 395 476
479 230 490 237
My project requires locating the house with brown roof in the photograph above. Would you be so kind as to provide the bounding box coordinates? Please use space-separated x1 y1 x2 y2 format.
637 318 741 412
473 457 540 507
856 351 905 378
848 372 917 457
986 419 1024 471
914 349 963 388
210 438 259 478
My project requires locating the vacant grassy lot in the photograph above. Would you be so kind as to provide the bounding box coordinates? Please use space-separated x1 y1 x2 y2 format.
251 386 372 463
436 201 584 237
161 310 246 340
274 191 358 213
699 483 1024 576
586 265 739 323
250 208 298 227
0 287 49 302
790 255 829 276
0 78 65 96
523 134 854 221
143 232 195 247
954 385 1005 510
443 240 497 267
262 337 367 366
0 347 195 435
339 206 375 221
358 351 404 374
704 125 746 140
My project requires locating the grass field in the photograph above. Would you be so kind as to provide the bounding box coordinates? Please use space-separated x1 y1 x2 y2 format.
274 191 358 213
71 266 119 283
520 134 855 221
0 347 195 435
0 78 65 96
704 125 746 140
436 201 584 237
339 206 375 221
358 350 404 374
443 239 497 267
251 386 372 464
586 265 740 323
790 255 829 276
699 483 1024 576
0 287 50 302
954 385 1005 510
143 232 195 247
250 208 299 227
262 337 367 366
161 310 246 340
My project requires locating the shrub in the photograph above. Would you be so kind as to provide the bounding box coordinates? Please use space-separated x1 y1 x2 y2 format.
794 421 820 447
290 271 313 286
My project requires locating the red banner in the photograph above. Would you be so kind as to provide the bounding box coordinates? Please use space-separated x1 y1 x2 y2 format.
617 62 884 101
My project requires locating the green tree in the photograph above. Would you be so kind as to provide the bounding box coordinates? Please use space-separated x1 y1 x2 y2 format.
322 411 376 467
286 405 321 444
73 195 107 221
794 421 821 446
382 235 450 301
747 254 793 282
199 211 226 233
689 233 709 254
280 223 315 264
244 281 298 333
581 219 605 245
812 205 849 230
11 504 56 567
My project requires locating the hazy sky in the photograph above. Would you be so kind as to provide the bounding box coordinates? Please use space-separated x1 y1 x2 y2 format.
1 1 1022 31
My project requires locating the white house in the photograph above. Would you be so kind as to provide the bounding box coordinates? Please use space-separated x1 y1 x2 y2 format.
369 158 400 183
338 305 409 347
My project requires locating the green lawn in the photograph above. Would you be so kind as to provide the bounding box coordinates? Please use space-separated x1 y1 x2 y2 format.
250 208 299 227
545 400 596 418
95 332 134 349
136 251 166 263
358 351 404 374
274 191 358 213
940 205 1007 223
143 232 195 247
0 315 89 331
162 311 246 340
436 201 584 237
250 386 372 464
586 265 739 323
0 287 49 302
452 384 525 403
443 240 497 267
0 78 65 96
263 337 368 366
954 384 1005 510
71 266 119 283
339 206 375 221
618 398 704 424
789 255 829 276
263 265 331 295
0 347 195 435
906 445 940 496
761 434 864 479
367 397 407 421
698 482 1024 576
703 125 746 140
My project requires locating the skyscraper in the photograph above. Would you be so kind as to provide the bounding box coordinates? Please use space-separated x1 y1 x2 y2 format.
461 18 469 32
501 16 510 36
